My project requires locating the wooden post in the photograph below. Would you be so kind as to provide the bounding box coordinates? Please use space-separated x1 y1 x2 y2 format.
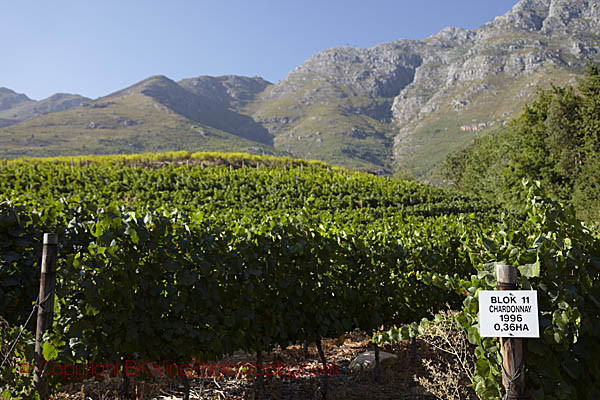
34 233 58 400
373 342 380 382
410 336 417 366
315 338 329 400
254 349 264 400
497 264 526 399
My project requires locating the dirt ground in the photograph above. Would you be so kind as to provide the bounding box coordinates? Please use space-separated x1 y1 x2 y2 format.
52 331 448 400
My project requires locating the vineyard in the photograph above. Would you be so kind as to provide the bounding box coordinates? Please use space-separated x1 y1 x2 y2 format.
1 152 599 399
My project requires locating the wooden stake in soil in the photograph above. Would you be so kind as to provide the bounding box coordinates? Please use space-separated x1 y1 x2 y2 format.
410 336 417 366
497 264 526 399
255 349 264 400
373 342 380 382
121 362 130 399
34 233 58 400
180 371 190 400
315 338 329 400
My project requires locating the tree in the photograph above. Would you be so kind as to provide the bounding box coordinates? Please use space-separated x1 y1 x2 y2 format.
443 63 600 222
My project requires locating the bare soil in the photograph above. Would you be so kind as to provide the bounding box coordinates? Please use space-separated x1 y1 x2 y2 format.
52 331 441 400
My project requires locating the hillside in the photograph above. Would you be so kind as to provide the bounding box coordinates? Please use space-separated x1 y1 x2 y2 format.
0 78 281 159
441 63 600 223
0 88 88 123
0 87 32 111
99 74 273 145
1 0 600 177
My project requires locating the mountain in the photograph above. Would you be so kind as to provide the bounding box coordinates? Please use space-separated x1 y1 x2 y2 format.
99 74 272 145
2 0 600 175
0 87 90 132
391 0 600 179
178 75 271 110
0 92 90 123
251 0 600 177
0 88 34 112
0 75 278 159
251 42 422 173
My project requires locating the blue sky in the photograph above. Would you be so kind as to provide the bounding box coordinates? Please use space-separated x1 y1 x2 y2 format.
1 0 518 100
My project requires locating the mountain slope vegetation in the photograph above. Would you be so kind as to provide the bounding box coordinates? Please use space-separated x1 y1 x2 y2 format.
442 63 600 222
0 88 88 124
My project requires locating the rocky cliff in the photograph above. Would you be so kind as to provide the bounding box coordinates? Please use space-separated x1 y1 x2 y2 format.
251 0 600 176
178 75 270 109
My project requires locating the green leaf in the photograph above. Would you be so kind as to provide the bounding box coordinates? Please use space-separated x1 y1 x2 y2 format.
476 358 490 376
553 332 562 344
399 326 410 341
519 261 540 278
125 225 139 244
42 340 59 361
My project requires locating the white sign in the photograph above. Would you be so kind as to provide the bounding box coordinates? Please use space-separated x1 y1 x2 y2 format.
479 290 539 338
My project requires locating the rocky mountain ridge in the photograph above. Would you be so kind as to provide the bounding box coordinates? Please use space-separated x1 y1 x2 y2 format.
179 75 270 109
0 88 89 125
96 74 272 145
0 88 32 111
2 0 600 176
251 0 600 176
387 0 600 177
0 75 277 159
